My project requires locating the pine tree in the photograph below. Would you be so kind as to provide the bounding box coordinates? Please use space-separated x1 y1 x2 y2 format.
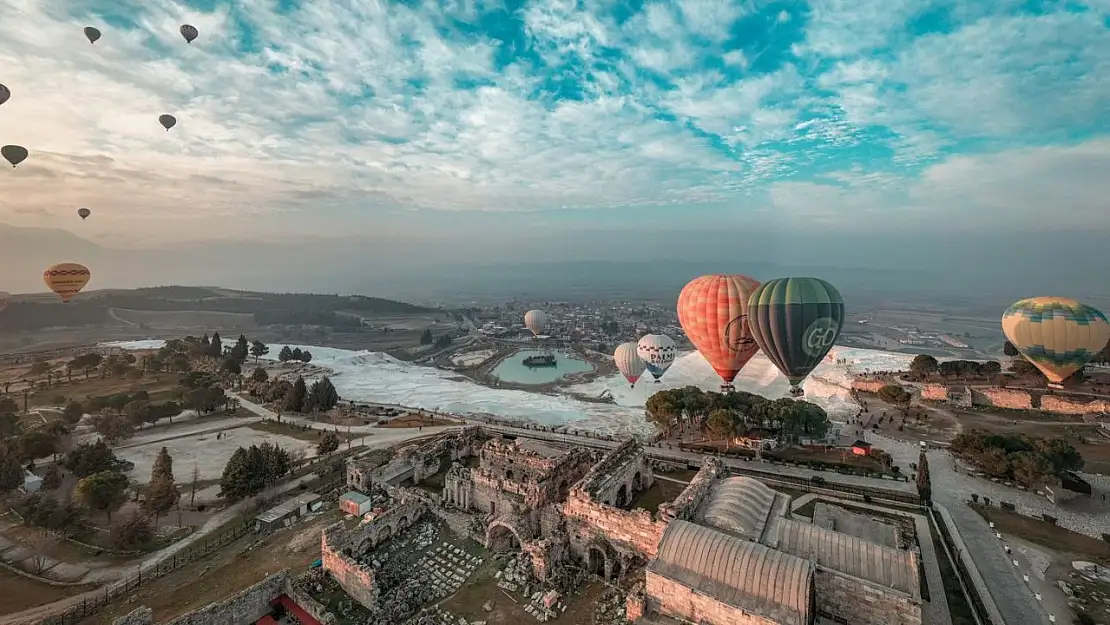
233 335 249 362
317 431 340 455
278 346 293 362
42 463 61 490
219 447 251 501
209 332 223 359
916 451 932 504
250 341 270 364
0 446 24 493
285 377 307 412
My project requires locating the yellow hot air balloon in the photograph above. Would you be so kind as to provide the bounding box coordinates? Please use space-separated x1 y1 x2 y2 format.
1002 297 1110 388
43 263 92 303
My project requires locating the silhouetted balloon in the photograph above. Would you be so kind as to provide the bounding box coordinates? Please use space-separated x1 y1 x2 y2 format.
748 277 845 397
84 27 102 44
2 145 28 167
43 263 92 303
0 83 9 107
180 24 199 43
78 208 91 220
0 291 9 313
159 114 177 131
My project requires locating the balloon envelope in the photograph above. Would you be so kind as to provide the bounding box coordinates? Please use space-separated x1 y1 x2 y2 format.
748 277 845 395
44 263 92 303
2 144 28 167
677 274 762 388
0 83 9 106
159 114 177 130
84 26 102 44
614 342 646 386
637 334 676 381
1001 297 1110 384
180 24 199 43
78 208 91 220
523 310 547 337
0 291 9 312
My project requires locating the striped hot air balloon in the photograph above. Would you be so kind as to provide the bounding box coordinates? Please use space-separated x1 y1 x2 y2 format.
677 274 761 392
614 342 646 388
523 310 547 337
1002 297 1110 388
748 277 845 397
44 263 92 303
637 333 676 382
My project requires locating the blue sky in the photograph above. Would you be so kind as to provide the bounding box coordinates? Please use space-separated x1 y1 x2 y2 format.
0 0 1108 246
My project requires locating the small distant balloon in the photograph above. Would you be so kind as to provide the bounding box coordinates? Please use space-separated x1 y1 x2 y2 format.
78 208 91 220
180 24 198 44
159 114 177 131
2 144 28 167
84 26 102 44
0 83 9 107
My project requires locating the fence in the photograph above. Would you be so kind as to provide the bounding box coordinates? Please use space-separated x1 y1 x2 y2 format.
41 474 345 625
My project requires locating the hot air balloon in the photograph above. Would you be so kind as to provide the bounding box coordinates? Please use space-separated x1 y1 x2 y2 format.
0 83 10 107
43 263 92 303
523 310 547 338
78 208 91 220
614 342 646 388
677 274 761 392
1001 297 1110 389
0 291 9 313
84 26 102 44
159 114 177 131
2 145 28 167
637 334 676 383
748 277 845 397
180 24 199 43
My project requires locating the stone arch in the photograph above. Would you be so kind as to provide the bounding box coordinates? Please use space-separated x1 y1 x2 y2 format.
632 471 643 492
616 484 629 507
587 545 607 576
486 520 524 553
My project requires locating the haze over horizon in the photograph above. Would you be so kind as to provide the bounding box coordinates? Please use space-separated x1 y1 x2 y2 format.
1 0 1108 304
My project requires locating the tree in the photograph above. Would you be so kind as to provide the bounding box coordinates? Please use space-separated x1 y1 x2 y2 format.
151 447 174 482
91 409 134 443
29 359 51 377
1009 360 1043 378
420 329 433 345
916 451 931 503
232 335 249 362
1003 341 1020 357
250 367 269 383
877 384 912 407
304 377 340 413
250 340 269 364
76 470 129 521
123 400 152 427
144 476 179 527
25 532 55 574
188 463 200 507
62 400 85 423
278 346 293 362
300 350 313 363
0 446 24 493
18 429 59 462
980 361 1003 377
63 440 118 477
317 431 340 455
111 512 153 550
909 355 939 379
705 410 736 449
209 332 223 359
219 442 292 501
284 377 307 412
220 357 242 376
42 463 61 490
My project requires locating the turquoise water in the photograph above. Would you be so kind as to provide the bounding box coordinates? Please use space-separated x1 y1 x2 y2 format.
491 350 594 384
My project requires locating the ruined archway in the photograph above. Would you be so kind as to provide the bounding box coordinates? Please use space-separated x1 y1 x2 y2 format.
632 472 643 492
587 546 607 577
616 484 629 507
486 521 524 553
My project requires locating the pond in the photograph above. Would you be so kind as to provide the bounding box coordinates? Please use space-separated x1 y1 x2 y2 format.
491 350 594 385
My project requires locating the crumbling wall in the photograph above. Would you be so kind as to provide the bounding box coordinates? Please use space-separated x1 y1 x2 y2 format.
321 523 379 610
523 537 565 582
659 458 723 522
468 438 594 513
815 569 922 625
852 379 886 393
442 463 474 510
919 384 949 401
1041 395 1110 414
572 439 654 507
645 570 779 625
562 490 667 558
286 573 339 624
344 496 428 554
163 571 287 625
625 581 646 622
971 388 1034 410
346 449 391 491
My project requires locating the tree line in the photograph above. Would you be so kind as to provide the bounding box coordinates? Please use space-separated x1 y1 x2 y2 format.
419 329 454 349
950 429 1083 487
645 386 831 442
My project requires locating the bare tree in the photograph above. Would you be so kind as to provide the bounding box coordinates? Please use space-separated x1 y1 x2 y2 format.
188 463 200 508
24 531 55 575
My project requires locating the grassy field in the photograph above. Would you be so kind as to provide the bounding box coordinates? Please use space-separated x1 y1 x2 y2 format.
109 309 257 330
246 420 362 442
26 372 185 408
379 413 464 428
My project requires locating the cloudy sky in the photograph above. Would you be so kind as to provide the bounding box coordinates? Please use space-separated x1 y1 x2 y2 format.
0 0 1108 249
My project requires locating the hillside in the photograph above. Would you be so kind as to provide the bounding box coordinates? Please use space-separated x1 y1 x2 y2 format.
0 286 438 333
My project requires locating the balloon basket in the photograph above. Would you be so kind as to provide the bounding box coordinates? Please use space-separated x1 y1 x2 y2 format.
654 379 661 384
789 387 804 397
1048 383 1064 390
720 383 735 393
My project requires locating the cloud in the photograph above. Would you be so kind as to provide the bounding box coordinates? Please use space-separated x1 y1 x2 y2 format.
0 0 1106 244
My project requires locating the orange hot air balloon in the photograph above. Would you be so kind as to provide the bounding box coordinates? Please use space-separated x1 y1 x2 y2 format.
677 274 762 392
43 263 92 303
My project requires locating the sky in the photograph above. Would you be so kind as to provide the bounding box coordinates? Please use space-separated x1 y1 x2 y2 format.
0 0 1109 250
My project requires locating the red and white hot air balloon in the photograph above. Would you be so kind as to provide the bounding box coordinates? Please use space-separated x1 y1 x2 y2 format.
677 274 762 392
613 342 646 388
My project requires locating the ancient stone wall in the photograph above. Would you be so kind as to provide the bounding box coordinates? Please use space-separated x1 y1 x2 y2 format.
659 458 723 522
468 438 594 513
339 495 428 555
644 571 780 625
346 449 391 491
971 388 1035 410
919 384 949 401
1041 395 1110 414
852 379 887 393
562 491 668 559
321 523 379 609
286 574 339 625
523 537 565 582
625 581 646 622
162 571 287 625
571 439 654 507
815 569 921 625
